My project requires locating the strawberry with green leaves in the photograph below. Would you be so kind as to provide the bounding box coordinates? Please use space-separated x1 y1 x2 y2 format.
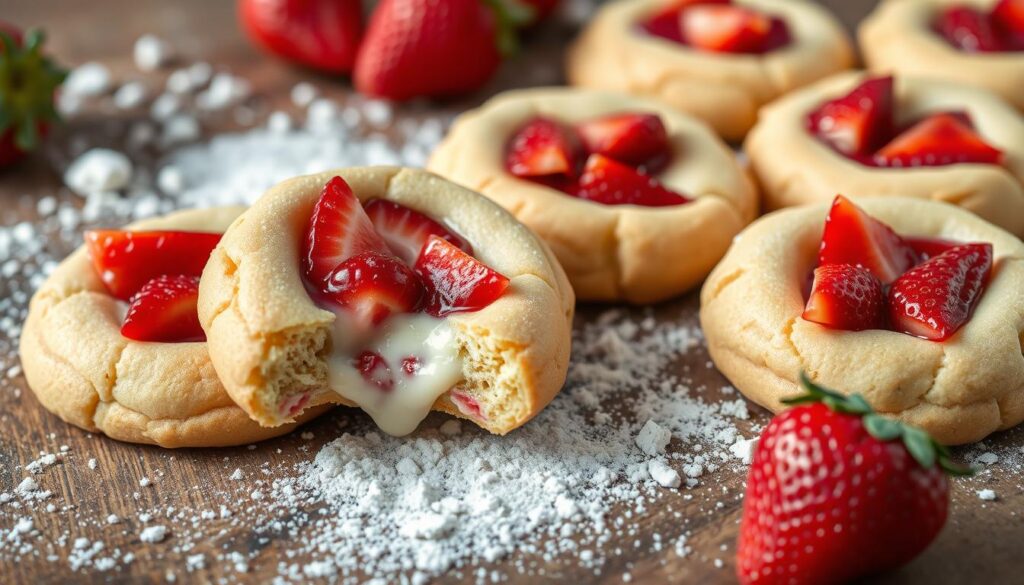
737 374 970 585
0 22 66 167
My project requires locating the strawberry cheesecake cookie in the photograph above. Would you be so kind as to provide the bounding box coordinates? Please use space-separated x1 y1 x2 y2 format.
700 195 1024 445
20 207 328 448
566 0 854 141
746 72 1024 236
860 0 1024 111
197 167 574 436
428 88 757 304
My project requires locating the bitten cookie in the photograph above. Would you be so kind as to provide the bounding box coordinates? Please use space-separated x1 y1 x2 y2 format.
860 0 1024 112
20 207 328 448
198 167 574 436
566 0 854 141
428 87 757 304
700 197 1024 445
745 71 1024 236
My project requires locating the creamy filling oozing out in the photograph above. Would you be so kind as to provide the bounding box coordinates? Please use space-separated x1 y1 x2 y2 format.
325 310 464 436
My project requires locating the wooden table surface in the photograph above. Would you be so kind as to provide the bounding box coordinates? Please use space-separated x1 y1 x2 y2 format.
2 1 1022 583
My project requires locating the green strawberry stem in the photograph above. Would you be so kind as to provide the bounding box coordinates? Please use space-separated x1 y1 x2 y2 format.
784 372 973 477
0 28 67 151
482 0 533 56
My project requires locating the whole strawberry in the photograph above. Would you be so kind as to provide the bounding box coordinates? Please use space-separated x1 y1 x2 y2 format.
238 0 363 74
354 0 524 100
0 23 66 167
737 375 970 585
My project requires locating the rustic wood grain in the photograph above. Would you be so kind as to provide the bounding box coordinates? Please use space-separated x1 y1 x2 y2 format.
1 1 1022 583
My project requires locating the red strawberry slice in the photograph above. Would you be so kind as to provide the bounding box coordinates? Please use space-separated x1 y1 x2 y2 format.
85 230 222 301
874 112 1003 168
889 243 992 341
120 275 205 343
506 117 582 179
906 236 960 262
802 264 886 332
325 251 424 327
304 176 388 286
354 350 395 392
818 195 919 285
737 377 958 585
574 154 689 207
937 6 1004 52
364 199 472 266
414 235 509 317
642 0 730 43
808 76 894 157
576 112 671 172
680 4 778 54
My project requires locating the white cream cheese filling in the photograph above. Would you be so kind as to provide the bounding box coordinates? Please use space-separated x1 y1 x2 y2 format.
327 312 464 436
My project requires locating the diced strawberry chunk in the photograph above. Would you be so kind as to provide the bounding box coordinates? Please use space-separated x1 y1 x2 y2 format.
451 391 485 420
802 264 886 332
874 112 1003 168
85 230 221 301
354 351 394 392
576 112 671 172
808 76 894 157
120 275 205 343
505 117 582 179
414 236 509 317
573 154 689 207
364 199 472 266
643 0 730 43
993 0 1024 47
889 243 992 341
325 251 424 327
936 6 1004 52
401 356 420 376
303 176 388 286
818 195 919 285
680 4 780 54
906 237 961 262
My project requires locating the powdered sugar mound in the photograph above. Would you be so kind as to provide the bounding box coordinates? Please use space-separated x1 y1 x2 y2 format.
264 310 754 580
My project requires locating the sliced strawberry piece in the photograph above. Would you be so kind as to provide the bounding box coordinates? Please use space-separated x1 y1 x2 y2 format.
818 195 919 285
576 112 671 172
120 275 205 343
573 154 689 207
937 6 1004 52
364 199 472 266
414 236 509 317
889 243 993 341
325 251 424 327
994 0 1024 48
505 117 582 179
874 112 1003 168
808 76 894 157
802 264 886 332
85 230 222 301
643 0 730 43
680 4 777 54
354 351 394 392
906 237 960 262
304 176 388 286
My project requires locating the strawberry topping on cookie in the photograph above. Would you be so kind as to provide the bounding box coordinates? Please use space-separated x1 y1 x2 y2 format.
505 112 689 207
304 176 389 285
85 230 222 300
365 198 472 265
414 235 510 317
889 243 993 341
805 196 995 339
121 275 205 343
808 77 1003 168
325 251 425 327
936 1 1024 52
643 0 790 54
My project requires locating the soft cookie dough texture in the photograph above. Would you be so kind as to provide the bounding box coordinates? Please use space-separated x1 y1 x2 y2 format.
197 167 574 435
567 0 854 141
746 72 1024 236
700 197 1024 445
20 207 327 448
860 0 1024 112
428 87 758 304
